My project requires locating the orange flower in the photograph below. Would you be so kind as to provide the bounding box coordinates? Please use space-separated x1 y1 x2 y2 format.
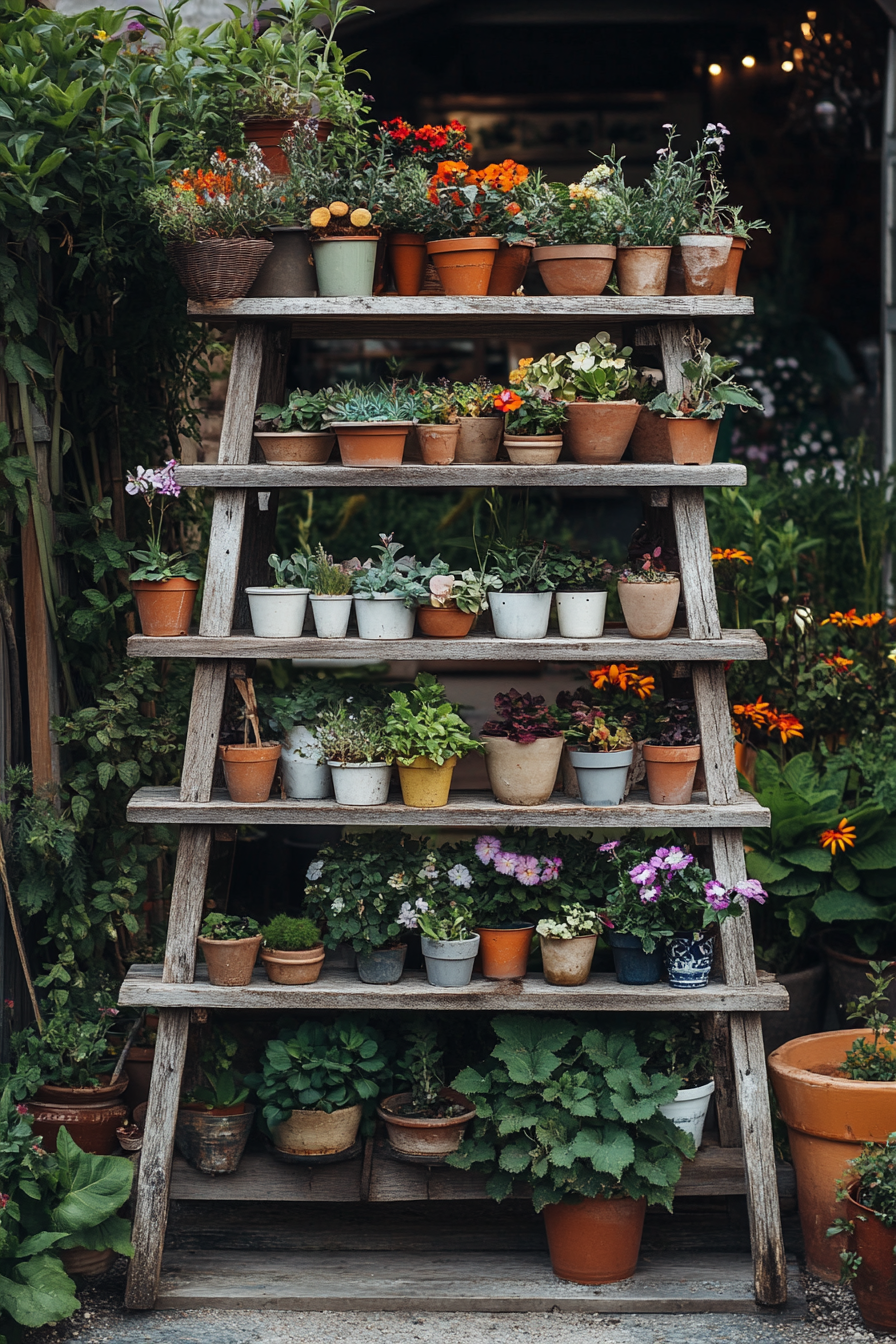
819 818 857 854
821 609 864 627
766 709 804 743
859 612 885 627
711 547 753 565
821 655 854 671
431 160 469 187
588 664 655 700
732 697 770 727
506 201 522 215
494 389 522 414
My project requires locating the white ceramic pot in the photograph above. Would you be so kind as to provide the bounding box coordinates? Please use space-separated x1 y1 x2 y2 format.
491 591 553 640
555 591 608 639
310 594 353 639
658 1079 715 1148
245 587 310 639
567 747 634 806
354 593 416 640
280 725 332 800
329 761 392 805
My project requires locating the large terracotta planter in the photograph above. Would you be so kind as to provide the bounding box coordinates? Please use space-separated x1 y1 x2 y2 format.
418 423 459 465
30 1077 129 1155
543 1195 646 1284
387 231 427 295
642 743 701 805
198 934 262 987
539 933 597 986
768 1030 896 1280
487 241 534 296
476 923 535 979
761 960 828 1057
417 605 476 638
503 433 563 465
679 233 732 295
564 400 640 464
121 1045 154 1111
823 936 896 1024
397 755 456 808
615 246 671 296
618 578 681 640
260 944 325 985
254 430 335 464
531 244 616 296
244 115 330 175
132 578 198 637
175 1105 255 1175
270 1103 362 1156
629 409 721 465
723 237 747 295
455 417 502 463
426 237 499 296
377 1088 476 1157
844 1185 896 1333
482 734 563 805
332 421 411 468
218 742 280 802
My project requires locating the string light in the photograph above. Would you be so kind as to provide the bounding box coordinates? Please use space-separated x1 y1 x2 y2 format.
801 21 814 38
708 62 722 76
806 9 817 17
741 54 756 68
781 59 794 71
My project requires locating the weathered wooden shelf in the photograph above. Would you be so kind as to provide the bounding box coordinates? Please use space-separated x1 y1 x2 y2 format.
120 964 788 1013
175 461 748 488
128 626 767 662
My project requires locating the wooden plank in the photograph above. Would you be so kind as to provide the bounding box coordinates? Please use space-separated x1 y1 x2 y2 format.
155 1248 804 1316
162 826 212 984
657 320 695 398
187 295 754 323
175 462 749 489
171 1151 364 1201
179 662 229 803
128 627 769 663
21 506 60 788
705 1011 742 1148
118 964 789 1013
692 664 741 806
671 487 721 641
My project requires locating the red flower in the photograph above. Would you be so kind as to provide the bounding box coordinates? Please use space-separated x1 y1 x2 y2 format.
494 389 523 414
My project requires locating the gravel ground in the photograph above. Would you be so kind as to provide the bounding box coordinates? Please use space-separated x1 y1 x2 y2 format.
20 1262 884 1344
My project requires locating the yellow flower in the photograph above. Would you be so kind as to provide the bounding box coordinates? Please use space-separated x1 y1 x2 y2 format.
95 28 108 39
508 369 523 384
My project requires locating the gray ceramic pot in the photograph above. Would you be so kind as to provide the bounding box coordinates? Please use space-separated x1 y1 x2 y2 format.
356 944 407 984
421 934 480 987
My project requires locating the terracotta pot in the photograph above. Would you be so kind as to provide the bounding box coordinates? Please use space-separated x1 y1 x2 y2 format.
244 115 330 175
248 226 316 298
823 937 896 1025
543 1195 646 1284
482 734 564 805
665 246 686 295
218 742 280 802
261 944 326 985
117 1122 144 1152
629 408 672 463
618 578 681 640
426 237 499 296
30 1077 129 1155
564 400 640 464
761 960 828 1057
723 237 747 296
476 924 535 979
679 233 733 295
418 423 459 465
733 741 757 788
397 755 456 808
132 578 198 638
642 743 702 805
59 1247 115 1277
254 430 335 464
615 245 671 296
844 1185 896 1332
455 417 502 463
503 433 563 465
377 1088 476 1157
271 1103 362 1156
531 244 616 296
768 1030 896 1280
487 241 534 296
539 933 597 986
332 421 411 468
198 934 262 987
629 409 721 466
387 231 428 295
417 605 476 638
175 1104 255 1175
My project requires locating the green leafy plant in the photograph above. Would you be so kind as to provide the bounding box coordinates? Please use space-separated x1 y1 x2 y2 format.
828 1132 896 1284
312 544 355 595
378 160 438 234
842 964 896 1082
4 1003 122 1100
514 335 635 404
384 673 482 766
324 382 419 425
418 565 501 614
390 1026 467 1118
639 1016 714 1087
256 389 331 432
552 549 611 592
200 913 261 941
315 703 392 765
247 1018 392 1129
648 337 762 421
564 705 634 753
259 671 379 737
183 1066 249 1112
498 386 568 437
413 384 458 426
267 550 315 588
528 168 619 246
350 534 426 605
304 833 426 952
261 913 321 952
488 542 564 594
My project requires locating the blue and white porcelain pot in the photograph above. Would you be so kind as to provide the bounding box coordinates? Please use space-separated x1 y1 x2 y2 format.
665 930 715 989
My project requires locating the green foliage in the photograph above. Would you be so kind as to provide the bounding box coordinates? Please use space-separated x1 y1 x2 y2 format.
842 964 896 1082
350 533 426 603
311 543 354 595
324 381 419 425
259 669 386 736
844 1131 896 1227
518 334 635 404
536 905 606 940
384 673 482 766
261 914 321 952
257 389 331 433
4 1002 121 1098
649 336 762 421
502 387 568 437
246 1018 392 1129
489 541 565 594
391 1026 463 1116
303 833 417 951
199 912 261 942
638 1016 714 1087
315 703 392 765
184 1066 249 1112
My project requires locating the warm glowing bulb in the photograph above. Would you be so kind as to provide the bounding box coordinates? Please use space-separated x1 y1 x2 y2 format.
741 54 756 68
806 9 817 17
801 21 813 37
708 62 722 76
781 59 794 71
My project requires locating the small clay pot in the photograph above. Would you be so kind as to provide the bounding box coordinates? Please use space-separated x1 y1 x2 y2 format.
271 1104 362 1156
487 241 534 295
244 115 330 174
455 417 502 463
503 433 563 465
132 579 198 638
539 933 597 986
198 934 262 987
260 944 326 985
615 245 672 296
564 400 640 464
387 231 428 295
418 423 459 465
544 1196 647 1284
723 238 747 295
679 233 733 295
482 734 564 805
476 924 535 979
377 1088 476 1157
642 743 702 805
417 605 476 638
397 755 456 808
531 244 616 296
218 742 281 802
254 431 335 464
332 422 411 468
59 1247 116 1277
843 1185 896 1332
629 409 721 466
426 237 499 296
618 578 681 640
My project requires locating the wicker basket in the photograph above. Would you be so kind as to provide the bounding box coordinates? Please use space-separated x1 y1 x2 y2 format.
167 238 274 302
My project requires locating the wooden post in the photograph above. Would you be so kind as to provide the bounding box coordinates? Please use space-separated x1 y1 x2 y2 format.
21 435 61 790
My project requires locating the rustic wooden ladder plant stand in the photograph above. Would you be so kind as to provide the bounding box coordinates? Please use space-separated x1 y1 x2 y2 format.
119 296 791 1314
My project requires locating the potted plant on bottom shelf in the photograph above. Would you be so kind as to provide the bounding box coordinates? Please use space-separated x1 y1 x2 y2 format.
617 551 681 640
829 1131 896 1332
446 1016 694 1284
315 703 393 806
245 550 314 640
635 337 762 466
536 904 606 985
642 1017 716 1148
197 912 262 987
643 699 702 806
384 673 482 808
415 564 500 639
254 389 335 464
398 873 481 987
487 542 562 640
324 384 418 467
378 1027 476 1157
127 460 201 638
563 705 634 808
248 1018 392 1158
553 550 612 639
480 688 565 806
350 535 426 638
451 379 504 462
495 386 568 465
260 914 325 985
309 544 357 639
177 1058 255 1175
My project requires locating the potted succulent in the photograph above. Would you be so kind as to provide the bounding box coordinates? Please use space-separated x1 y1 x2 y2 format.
401 884 481 988
378 1027 476 1157
260 913 325 985
643 698 702 806
324 384 418 467
413 383 459 465
528 166 619 295
637 337 763 466
254 389 335 464
197 912 262 987
618 549 681 640
384 673 481 808
495 386 568 465
261 672 353 799
126 460 201 638
536 903 606 985
553 550 612 639
563 706 635 807
308 543 357 638
145 146 279 301
245 549 313 639
488 542 562 640
644 1017 716 1148
177 1030 254 1175
447 1017 693 1283
350 534 425 638
416 562 501 638
830 1131 896 1332
480 688 564 806
315 703 393 806
451 379 504 463
248 1019 391 1158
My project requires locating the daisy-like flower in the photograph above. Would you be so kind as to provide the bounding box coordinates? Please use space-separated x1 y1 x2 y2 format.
415 897 430 912
766 709 804 743
820 819 857 855
732 697 770 727
599 841 620 853
475 835 502 864
540 856 562 882
397 902 419 929
733 879 767 905
387 872 406 890
448 864 472 889
711 547 753 565
821 656 854 671
494 851 518 876
330 897 345 914
588 663 654 700
494 389 523 414
125 466 154 496
821 609 864 628
306 860 324 883
515 856 542 886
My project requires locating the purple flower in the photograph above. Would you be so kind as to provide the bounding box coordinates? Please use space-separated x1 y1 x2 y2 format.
125 466 153 496
494 851 517 876
599 841 619 854
662 847 693 871
734 879 767 905
153 461 181 498
540 856 562 883
127 20 145 32
515 856 542 887
252 16 260 34
705 889 731 912
704 879 728 902
629 862 656 886
639 885 660 904
98 1007 119 1018
397 902 418 929
475 835 502 865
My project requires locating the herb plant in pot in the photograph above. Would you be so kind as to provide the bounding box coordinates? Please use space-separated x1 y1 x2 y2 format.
177 1031 254 1175
413 383 460 464
378 1027 476 1157
447 1017 693 1283
245 550 313 639
315 703 393 806
495 386 568 464
127 461 201 638
553 550 611 639
536 904 605 985
324 383 418 467
261 672 348 799
398 872 481 987
831 1131 896 1332
608 128 696 295
260 913 325 985
643 1017 716 1148
254 389 335 464
618 550 681 640
197 913 262 987
416 563 500 639
309 544 356 639
351 534 423 638
451 379 504 463
563 708 634 808
378 156 437 295
481 689 564 806
639 337 762 466
488 542 561 640
384 673 481 808
248 1019 391 1158
529 168 618 295
643 698 702 806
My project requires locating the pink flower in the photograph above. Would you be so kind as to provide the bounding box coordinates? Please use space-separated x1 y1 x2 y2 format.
598 841 619 854
125 466 154 496
15 1105 27 1115
639 885 660 904
475 835 502 865
494 851 518 876
0 1193 8 1209
734 879 767 905
629 862 655 886
4 1000 13 1010
540 856 562 883
429 575 455 607
515 856 542 886
98 1007 119 1018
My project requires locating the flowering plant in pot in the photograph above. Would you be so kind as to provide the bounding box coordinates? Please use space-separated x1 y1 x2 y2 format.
412 382 459 464
450 378 505 462
642 336 762 466
617 549 681 640
495 386 568 465
425 158 531 294
528 165 619 295
829 1130 896 1332
197 912 262 987
323 384 418 467
384 672 481 808
536 904 606 986
415 558 501 638
643 698 702 806
488 541 563 639
126 460 201 637
254 388 335 464
247 1018 392 1158
378 1026 476 1157
315 702 393 806
378 160 438 294
673 123 768 295
511 334 639 464
563 705 635 808
398 876 480 987
552 550 612 638
260 913 325 985
350 533 426 636
246 549 314 639
378 117 473 168
481 687 564 806
605 127 699 295
446 1016 693 1283
642 1016 716 1148
304 832 413 982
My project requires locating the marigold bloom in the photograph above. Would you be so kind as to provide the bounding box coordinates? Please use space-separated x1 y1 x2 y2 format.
732 697 770 727
711 547 753 565
766 709 804 743
494 389 522 414
859 612 886 627
820 818 857 854
821 655 854 671
821 609 865 627
588 664 655 699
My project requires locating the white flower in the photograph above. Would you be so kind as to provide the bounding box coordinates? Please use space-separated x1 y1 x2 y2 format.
387 872 406 890
397 902 418 930
330 897 345 914
447 864 472 889
306 860 324 883
417 865 438 882
415 897 430 912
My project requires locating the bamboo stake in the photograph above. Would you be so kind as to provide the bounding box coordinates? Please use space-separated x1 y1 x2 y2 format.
0 823 42 1032
111 1009 145 1084
233 677 262 747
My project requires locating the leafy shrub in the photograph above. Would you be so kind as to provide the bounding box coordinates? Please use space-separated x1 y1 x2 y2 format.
200 913 261 941
247 1019 392 1128
261 914 321 952
384 673 481 766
